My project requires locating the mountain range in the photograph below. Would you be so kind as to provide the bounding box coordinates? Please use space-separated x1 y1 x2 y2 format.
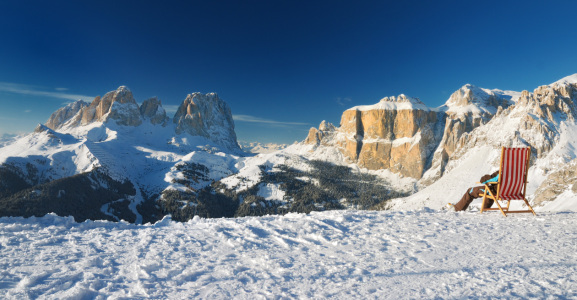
1 74 577 223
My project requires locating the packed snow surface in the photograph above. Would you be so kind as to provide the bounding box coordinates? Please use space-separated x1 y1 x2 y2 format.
1 210 576 299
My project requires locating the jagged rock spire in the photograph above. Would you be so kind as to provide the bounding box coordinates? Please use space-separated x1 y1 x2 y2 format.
173 92 239 150
140 97 168 125
81 86 142 126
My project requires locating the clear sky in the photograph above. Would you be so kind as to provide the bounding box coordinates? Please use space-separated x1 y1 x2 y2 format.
1 1 576 144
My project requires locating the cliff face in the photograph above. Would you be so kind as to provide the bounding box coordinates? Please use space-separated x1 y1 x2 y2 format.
340 108 440 178
306 95 443 178
533 158 577 206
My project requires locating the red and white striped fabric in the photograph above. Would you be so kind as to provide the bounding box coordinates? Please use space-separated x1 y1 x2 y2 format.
499 147 530 200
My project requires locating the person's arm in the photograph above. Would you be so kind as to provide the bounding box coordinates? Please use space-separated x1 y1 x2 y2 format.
480 171 499 184
483 172 499 184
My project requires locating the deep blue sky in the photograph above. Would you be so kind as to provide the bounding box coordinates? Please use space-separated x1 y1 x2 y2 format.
1 1 576 143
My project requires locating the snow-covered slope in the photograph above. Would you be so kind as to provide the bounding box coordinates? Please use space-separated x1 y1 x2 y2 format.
0 121 243 223
0 125 97 182
551 73 577 86
1 210 576 299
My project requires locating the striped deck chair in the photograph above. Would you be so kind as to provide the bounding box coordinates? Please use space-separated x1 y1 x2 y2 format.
480 147 536 216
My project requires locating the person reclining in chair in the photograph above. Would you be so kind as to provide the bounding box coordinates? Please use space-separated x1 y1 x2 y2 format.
448 171 499 211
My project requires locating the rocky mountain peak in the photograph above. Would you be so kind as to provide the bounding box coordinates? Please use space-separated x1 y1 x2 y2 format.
45 100 88 130
444 84 513 115
81 86 142 126
173 92 239 150
41 86 240 151
534 84 577 121
445 84 478 107
140 97 168 125
111 86 134 104
305 120 336 145
513 83 577 123
318 120 336 131
34 123 55 134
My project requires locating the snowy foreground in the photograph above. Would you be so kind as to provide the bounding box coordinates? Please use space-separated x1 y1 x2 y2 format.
1 210 576 299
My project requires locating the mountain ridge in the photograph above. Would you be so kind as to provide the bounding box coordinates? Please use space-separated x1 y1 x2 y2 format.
0 86 244 223
2 75 577 223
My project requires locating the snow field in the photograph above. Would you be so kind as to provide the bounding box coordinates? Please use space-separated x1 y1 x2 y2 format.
1 210 576 299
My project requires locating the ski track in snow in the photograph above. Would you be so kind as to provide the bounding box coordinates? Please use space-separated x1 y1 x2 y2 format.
1 210 576 299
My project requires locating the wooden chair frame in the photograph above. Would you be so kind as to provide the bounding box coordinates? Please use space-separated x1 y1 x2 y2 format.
480 146 536 217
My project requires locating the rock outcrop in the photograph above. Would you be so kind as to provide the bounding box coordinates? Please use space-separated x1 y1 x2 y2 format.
173 93 239 150
306 95 443 178
45 100 88 130
441 85 516 155
521 83 577 122
453 82 577 160
140 97 168 125
81 86 142 126
421 85 517 183
347 96 442 178
533 158 577 207
305 120 336 145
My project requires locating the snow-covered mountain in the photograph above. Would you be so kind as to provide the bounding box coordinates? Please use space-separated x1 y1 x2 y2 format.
304 95 443 180
291 74 577 212
0 85 404 223
302 85 516 183
214 76 577 214
0 86 243 223
238 141 289 154
2 75 577 223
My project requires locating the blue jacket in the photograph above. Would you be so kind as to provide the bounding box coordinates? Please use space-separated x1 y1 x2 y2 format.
483 174 499 184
